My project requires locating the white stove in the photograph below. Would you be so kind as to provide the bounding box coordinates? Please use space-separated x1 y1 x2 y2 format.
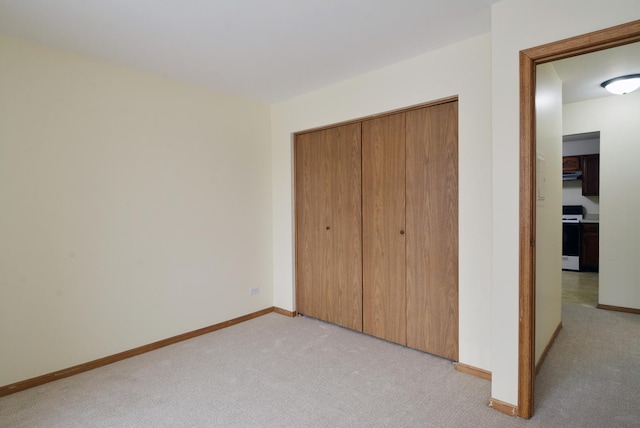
561 214 583 223
562 206 583 271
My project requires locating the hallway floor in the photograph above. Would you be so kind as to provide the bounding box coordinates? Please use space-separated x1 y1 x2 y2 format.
561 270 598 307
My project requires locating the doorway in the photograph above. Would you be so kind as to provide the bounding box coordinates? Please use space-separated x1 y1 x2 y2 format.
518 19 640 419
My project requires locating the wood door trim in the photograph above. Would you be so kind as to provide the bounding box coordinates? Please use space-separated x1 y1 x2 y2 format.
273 307 297 317
518 19 640 419
596 304 640 315
456 363 491 380
293 96 458 137
489 398 518 417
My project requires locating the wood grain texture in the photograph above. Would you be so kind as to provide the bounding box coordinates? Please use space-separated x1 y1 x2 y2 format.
562 156 580 172
295 123 363 331
489 398 518 417
521 19 640 63
405 102 459 360
0 307 275 397
596 304 640 315
293 97 458 136
273 307 297 317
580 223 599 272
519 49 537 420
518 19 640 420
456 363 492 381
362 113 407 344
581 154 599 196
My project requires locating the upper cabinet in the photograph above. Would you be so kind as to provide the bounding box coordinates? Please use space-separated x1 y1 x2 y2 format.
562 156 581 172
562 154 599 196
582 154 600 196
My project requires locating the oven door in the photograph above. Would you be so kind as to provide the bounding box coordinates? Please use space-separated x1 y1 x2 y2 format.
562 222 580 270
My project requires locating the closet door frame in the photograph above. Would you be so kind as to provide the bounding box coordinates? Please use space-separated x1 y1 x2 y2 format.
293 96 459 351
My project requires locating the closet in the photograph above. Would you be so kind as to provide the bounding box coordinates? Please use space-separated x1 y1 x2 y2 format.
295 123 363 332
295 99 458 361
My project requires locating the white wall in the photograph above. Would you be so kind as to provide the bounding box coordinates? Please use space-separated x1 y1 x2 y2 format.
534 63 562 365
272 34 493 372
563 138 599 156
563 91 640 309
562 181 600 216
491 0 640 404
2 0 638 410
562 137 600 215
0 35 273 386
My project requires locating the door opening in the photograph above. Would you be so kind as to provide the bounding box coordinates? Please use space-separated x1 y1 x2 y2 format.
518 19 640 419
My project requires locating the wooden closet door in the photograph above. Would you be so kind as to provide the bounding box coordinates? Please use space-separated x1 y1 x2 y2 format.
362 113 406 344
295 123 363 331
405 102 458 360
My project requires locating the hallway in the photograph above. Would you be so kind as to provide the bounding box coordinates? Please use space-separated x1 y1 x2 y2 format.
532 271 638 426
561 270 598 307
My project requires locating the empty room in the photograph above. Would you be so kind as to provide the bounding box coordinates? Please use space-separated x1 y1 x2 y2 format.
1 1 639 426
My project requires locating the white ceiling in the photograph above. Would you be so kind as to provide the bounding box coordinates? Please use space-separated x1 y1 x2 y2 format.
552 42 640 104
0 0 499 103
1 1 638 104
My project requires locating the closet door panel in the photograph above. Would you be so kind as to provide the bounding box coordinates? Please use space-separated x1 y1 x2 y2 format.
405 102 459 360
295 123 363 331
362 113 406 344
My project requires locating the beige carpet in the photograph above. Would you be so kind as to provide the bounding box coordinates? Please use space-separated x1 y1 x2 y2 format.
533 303 640 427
1 304 639 427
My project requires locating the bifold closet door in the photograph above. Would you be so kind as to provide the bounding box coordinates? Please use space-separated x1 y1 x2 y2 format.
295 123 363 331
362 113 406 345
405 102 459 360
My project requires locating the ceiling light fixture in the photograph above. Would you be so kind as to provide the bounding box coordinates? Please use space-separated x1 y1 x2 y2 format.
600 74 640 95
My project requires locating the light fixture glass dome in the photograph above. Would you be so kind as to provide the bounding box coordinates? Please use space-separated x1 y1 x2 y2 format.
601 74 640 95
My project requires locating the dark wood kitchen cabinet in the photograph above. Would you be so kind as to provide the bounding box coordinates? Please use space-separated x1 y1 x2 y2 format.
562 156 581 172
580 223 599 272
581 154 600 196
562 154 600 196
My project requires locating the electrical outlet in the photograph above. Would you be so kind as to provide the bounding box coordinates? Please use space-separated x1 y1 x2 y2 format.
250 287 260 296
